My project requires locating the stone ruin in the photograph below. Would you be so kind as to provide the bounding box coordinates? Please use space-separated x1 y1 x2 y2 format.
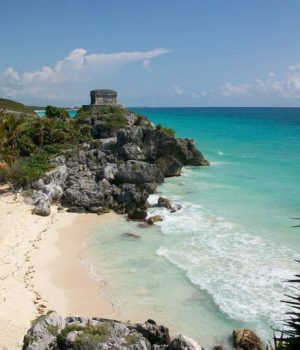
82 89 118 111
90 89 117 106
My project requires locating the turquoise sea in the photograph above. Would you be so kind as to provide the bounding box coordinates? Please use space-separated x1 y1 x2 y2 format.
35 109 78 117
84 108 299 348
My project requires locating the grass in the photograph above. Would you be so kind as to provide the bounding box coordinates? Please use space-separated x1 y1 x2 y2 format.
0 98 36 116
101 114 128 130
156 124 176 137
0 144 76 187
124 333 141 347
46 324 59 337
57 322 111 349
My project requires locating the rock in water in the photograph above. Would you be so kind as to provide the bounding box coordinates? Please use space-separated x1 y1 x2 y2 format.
122 232 141 239
147 215 163 225
157 197 181 212
232 329 261 350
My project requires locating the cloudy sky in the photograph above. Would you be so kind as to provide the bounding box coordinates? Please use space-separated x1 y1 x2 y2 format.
1 0 300 106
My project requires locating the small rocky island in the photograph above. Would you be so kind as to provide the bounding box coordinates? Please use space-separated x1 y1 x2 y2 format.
29 89 209 219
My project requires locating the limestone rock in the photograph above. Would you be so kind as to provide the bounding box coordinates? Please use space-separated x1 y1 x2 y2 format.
157 197 182 212
232 329 261 350
130 320 171 345
116 127 144 147
30 191 51 217
127 208 148 221
22 311 65 350
119 142 145 161
167 335 203 350
63 178 114 211
155 156 182 177
49 155 66 166
116 161 164 184
147 215 163 225
98 163 118 181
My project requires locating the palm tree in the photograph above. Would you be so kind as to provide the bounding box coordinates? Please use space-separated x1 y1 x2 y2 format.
3 114 28 149
0 117 8 159
274 261 300 350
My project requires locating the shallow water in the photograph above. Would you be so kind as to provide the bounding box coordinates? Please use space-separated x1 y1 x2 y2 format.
83 108 300 348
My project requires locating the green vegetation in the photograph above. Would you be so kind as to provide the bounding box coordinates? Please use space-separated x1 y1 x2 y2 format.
0 107 79 186
46 324 59 337
0 98 36 116
124 333 141 347
273 263 300 350
45 105 69 121
101 114 127 130
156 124 176 137
57 322 111 349
0 98 133 187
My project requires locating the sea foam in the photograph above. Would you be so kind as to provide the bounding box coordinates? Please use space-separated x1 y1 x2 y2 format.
148 194 299 339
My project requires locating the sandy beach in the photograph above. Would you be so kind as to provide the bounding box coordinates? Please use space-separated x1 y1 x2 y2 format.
0 187 116 350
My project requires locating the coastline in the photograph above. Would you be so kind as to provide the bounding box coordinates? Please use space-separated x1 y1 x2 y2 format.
0 188 116 350
33 211 116 318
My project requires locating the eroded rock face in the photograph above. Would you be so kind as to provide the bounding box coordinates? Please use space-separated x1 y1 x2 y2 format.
232 329 261 350
29 191 51 217
167 335 203 350
23 312 202 350
155 156 182 177
115 161 164 184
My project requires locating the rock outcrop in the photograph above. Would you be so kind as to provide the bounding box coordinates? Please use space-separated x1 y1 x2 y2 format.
23 311 202 350
232 329 261 350
157 197 182 212
147 215 163 225
29 109 208 218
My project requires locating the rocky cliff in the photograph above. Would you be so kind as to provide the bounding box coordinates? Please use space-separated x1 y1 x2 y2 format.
28 107 209 219
23 311 203 350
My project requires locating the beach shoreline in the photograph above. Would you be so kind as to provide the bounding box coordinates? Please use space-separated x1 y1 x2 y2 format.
0 188 116 350
33 211 116 319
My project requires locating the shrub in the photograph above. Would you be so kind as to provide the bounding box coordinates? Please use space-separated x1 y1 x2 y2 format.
45 105 69 121
6 152 51 187
156 124 176 137
102 114 127 130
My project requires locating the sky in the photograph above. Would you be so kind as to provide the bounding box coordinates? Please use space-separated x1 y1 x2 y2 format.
1 0 300 107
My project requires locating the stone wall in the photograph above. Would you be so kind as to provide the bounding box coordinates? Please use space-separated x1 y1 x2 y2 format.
90 89 117 106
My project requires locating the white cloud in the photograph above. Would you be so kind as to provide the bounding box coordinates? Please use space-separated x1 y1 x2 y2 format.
173 85 183 95
0 47 171 101
220 61 300 100
221 82 251 97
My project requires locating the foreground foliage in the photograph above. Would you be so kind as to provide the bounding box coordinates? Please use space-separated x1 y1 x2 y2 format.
0 103 132 187
273 261 300 350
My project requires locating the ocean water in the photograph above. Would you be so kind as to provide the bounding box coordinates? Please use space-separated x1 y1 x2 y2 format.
35 109 78 117
83 108 300 348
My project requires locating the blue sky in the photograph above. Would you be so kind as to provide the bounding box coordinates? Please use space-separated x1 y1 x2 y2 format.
1 0 300 106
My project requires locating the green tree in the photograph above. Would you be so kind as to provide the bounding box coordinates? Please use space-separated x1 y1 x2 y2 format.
45 105 69 121
3 114 28 149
